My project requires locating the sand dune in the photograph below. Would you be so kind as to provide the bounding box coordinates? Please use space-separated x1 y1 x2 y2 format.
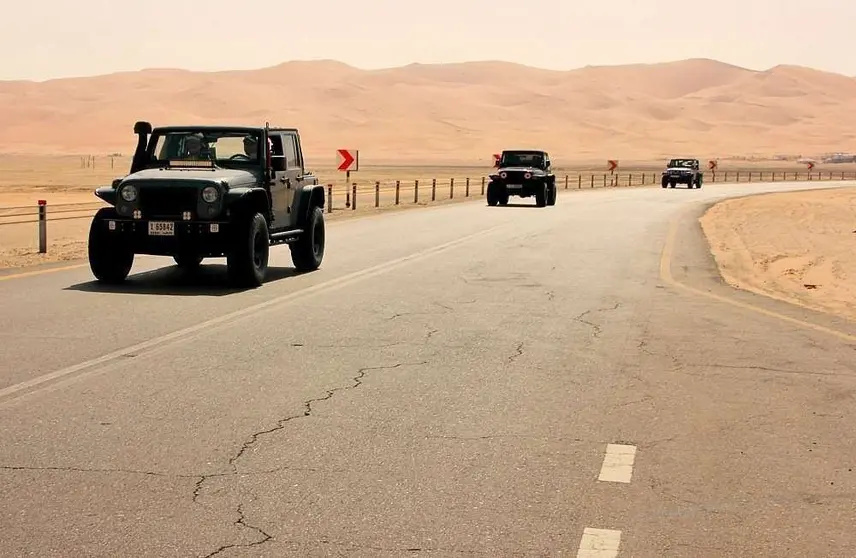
1 58 855 163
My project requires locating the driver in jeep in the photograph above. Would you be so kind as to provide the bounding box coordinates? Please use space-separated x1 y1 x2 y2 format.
242 135 259 160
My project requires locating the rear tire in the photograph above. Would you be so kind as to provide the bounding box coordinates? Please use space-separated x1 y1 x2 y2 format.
88 209 134 284
291 206 325 271
227 212 269 288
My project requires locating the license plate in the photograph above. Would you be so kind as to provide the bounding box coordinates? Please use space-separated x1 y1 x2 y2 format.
506 184 522 189
148 221 174 236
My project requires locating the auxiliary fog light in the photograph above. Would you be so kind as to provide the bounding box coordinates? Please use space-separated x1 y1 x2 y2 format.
210 224 219 233
182 211 192 221
133 210 142 219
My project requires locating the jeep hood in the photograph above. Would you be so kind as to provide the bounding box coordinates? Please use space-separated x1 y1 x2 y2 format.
498 166 546 174
121 167 260 188
665 167 693 172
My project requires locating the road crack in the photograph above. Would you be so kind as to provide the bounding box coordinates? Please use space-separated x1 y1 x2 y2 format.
573 302 621 338
196 360 428 556
202 503 273 557
507 342 525 364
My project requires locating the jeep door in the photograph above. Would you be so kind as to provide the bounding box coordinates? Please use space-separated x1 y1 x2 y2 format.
267 134 292 230
281 132 303 225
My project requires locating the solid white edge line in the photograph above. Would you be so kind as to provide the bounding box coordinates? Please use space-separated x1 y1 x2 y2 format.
577 527 622 557
597 443 637 483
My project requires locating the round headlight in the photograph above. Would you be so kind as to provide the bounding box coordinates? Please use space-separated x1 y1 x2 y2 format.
120 184 137 202
524 172 532 179
500 172 507 179
202 186 219 203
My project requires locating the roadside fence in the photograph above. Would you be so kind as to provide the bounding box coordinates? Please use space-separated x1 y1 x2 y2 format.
3 169 854 254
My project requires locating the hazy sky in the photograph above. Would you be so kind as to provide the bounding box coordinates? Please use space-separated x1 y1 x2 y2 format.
2 0 852 81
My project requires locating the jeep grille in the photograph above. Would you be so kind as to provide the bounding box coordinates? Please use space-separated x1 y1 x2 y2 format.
138 185 199 218
502 170 528 182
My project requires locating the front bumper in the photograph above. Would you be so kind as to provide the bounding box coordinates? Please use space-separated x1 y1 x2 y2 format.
492 179 547 195
663 173 694 182
98 217 232 256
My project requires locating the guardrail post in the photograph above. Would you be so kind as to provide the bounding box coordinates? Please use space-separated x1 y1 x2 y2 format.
602 174 606 187
38 199 47 253
564 175 568 189
590 175 594 188
465 177 470 197
351 183 357 210
327 184 332 213
627 173 632 187
395 180 400 205
414 179 419 203
450 178 455 199
481 177 485 195
375 181 380 207
432 178 436 201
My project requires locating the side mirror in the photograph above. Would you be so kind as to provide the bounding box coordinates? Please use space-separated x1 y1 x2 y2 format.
271 155 286 172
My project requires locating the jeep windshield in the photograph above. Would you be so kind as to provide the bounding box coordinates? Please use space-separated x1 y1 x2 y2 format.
667 159 695 168
500 152 545 168
146 129 265 169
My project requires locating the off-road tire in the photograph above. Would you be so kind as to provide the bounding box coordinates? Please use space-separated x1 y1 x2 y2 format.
87 208 134 284
535 182 547 207
291 206 325 272
547 184 557 206
486 182 500 206
227 212 269 288
661 176 668 188
696 175 703 188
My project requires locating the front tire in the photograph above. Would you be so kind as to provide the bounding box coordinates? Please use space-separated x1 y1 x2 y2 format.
535 182 547 207
291 206 325 271
88 209 134 284
486 181 500 206
227 212 269 288
546 184 556 206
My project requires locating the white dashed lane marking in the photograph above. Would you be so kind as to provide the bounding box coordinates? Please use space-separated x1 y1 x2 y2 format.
598 443 637 483
577 527 622 557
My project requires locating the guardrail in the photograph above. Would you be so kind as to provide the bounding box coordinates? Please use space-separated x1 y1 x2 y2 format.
2 169 854 254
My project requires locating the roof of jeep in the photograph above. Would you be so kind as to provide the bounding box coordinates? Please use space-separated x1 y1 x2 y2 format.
151 125 298 133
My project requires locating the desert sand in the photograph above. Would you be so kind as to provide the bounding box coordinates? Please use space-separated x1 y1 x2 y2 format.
2 58 856 163
700 187 856 322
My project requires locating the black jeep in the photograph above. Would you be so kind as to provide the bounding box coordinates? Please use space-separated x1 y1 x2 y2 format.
487 150 557 207
87 121 326 287
661 158 703 189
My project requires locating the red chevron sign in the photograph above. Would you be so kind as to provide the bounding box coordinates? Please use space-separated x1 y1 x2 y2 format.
337 149 359 172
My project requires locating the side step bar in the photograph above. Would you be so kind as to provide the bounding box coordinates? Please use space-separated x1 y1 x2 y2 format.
269 229 304 244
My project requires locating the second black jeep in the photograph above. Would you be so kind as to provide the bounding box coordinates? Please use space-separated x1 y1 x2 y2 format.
661 158 703 189
487 150 557 207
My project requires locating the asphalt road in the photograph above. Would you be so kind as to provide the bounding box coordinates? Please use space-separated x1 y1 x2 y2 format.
1 181 855 557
